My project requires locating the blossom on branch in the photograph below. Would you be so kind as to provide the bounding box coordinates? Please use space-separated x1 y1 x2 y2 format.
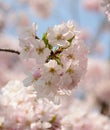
0 80 61 130
19 20 88 103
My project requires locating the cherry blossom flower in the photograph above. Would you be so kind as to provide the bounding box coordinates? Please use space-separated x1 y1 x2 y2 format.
77 59 110 115
19 38 35 59
60 98 110 130
95 80 110 104
9 12 30 29
23 68 41 87
62 112 110 130
83 0 101 11
19 21 88 103
35 60 63 103
0 80 62 130
29 0 53 18
19 23 37 59
33 39 50 64
78 58 109 92
79 29 90 41
101 0 110 20
17 0 54 18
47 20 76 46
19 23 37 40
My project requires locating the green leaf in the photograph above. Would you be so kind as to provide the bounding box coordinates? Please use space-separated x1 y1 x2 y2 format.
49 115 57 124
42 33 52 50
55 56 63 67
68 35 75 43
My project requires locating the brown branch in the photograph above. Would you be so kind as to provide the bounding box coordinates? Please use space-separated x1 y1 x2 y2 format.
0 48 20 55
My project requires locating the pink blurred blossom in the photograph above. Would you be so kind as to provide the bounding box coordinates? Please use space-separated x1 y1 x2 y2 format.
83 0 101 11
0 35 24 86
101 0 110 20
8 12 30 29
79 29 90 41
95 80 110 104
94 42 104 54
78 58 109 92
0 80 62 130
29 0 54 18
62 110 110 130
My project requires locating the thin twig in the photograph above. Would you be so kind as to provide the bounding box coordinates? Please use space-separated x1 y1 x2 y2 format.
0 48 20 55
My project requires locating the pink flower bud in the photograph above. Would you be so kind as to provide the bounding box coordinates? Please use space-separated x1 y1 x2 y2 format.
33 69 41 80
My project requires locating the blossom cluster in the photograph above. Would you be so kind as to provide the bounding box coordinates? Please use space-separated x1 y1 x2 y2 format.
60 93 110 130
83 0 101 11
0 80 61 130
62 111 110 130
29 0 53 18
102 0 110 20
76 58 110 117
1 80 110 130
19 20 88 103
17 0 53 18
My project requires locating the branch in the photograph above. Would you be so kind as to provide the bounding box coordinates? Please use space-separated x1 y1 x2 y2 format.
97 98 109 117
0 48 20 55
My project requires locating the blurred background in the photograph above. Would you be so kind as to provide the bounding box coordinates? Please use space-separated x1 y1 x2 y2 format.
0 0 110 116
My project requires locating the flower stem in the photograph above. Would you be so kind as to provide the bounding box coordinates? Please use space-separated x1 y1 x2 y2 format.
0 48 20 55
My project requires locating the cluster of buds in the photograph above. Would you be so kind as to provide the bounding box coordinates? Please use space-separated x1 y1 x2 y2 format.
19 20 88 103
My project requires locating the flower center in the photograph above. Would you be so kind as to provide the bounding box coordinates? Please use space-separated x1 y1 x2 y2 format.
56 34 62 40
24 46 30 52
49 68 56 74
66 67 74 74
45 81 52 86
36 47 44 54
67 54 75 60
